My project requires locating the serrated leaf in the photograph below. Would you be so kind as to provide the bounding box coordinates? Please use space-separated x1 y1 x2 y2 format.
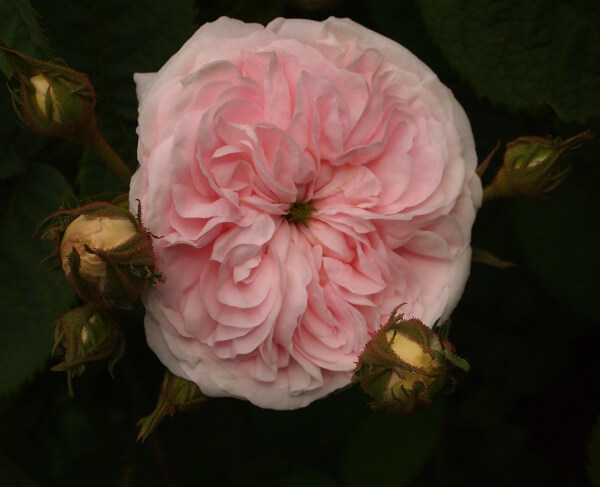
342 403 443 487
419 0 600 123
0 0 52 77
0 163 75 395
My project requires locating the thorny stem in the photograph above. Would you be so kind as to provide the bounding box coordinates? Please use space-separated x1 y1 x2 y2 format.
87 131 133 184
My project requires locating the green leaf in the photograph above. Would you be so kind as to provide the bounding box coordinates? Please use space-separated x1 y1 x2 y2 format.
367 0 452 81
419 0 600 123
0 146 27 180
342 403 443 487
589 415 600 487
0 0 52 77
0 163 75 395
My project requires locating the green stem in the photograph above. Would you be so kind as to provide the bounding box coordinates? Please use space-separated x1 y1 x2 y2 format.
482 167 515 202
88 132 133 184
482 184 499 203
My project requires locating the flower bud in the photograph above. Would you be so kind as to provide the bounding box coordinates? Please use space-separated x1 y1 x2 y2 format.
37 200 163 306
51 304 125 396
60 215 137 290
353 308 468 414
137 370 207 442
0 44 96 141
486 131 594 199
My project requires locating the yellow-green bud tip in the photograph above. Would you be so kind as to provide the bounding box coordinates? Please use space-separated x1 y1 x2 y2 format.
29 74 61 122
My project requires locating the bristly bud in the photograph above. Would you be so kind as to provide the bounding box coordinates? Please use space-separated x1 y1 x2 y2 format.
137 370 207 442
51 304 125 396
36 200 164 306
353 307 469 415
484 131 594 200
0 43 96 143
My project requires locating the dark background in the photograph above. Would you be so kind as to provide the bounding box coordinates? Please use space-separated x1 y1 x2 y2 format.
1 1 599 486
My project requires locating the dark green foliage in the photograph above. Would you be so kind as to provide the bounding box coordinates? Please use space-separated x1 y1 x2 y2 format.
419 0 600 123
0 163 75 394
0 0 52 76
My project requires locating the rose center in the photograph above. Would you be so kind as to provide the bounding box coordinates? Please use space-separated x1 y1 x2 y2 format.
285 201 315 227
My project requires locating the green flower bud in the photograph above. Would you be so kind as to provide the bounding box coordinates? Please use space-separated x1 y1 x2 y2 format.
37 200 164 306
0 43 96 142
353 308 468 414
486 131 594 199
137 370 207 442
51 304 125 396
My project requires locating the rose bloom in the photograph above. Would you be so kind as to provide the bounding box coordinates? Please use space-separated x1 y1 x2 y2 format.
129 17 482 409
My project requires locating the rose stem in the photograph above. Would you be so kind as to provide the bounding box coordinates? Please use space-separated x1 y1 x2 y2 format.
88 132 134 184
482 184 499 202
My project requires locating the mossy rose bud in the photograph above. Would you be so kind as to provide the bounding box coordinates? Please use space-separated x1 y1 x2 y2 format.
381 326 446 405
353 309 468 414
38 201 163 306
60 215 137 290
51 304 125 396
0 44 96 141
485 131 594 199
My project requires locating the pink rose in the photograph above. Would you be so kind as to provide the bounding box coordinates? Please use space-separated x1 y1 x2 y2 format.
129 17 482 410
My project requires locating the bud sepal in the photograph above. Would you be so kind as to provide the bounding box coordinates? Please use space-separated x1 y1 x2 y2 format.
353 307 469 415
51 304 125 396
137 370 207 442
